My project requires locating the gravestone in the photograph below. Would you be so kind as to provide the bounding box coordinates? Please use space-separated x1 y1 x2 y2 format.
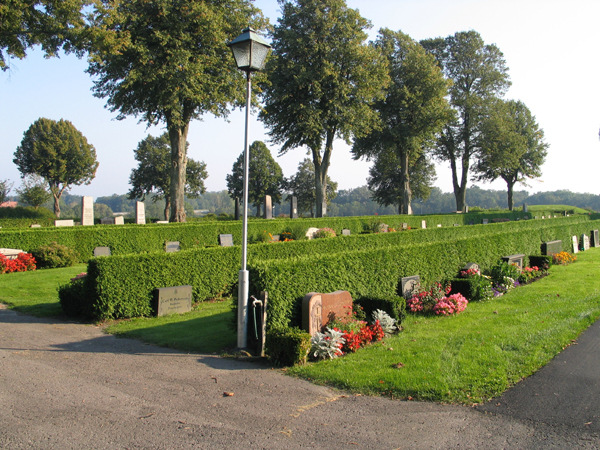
93 246 111 257
342 229 351 236
591 230 600 248
30 224 41 228
541 240 562 256
0 248 24 259
462 262 480 273
114 216 124 225
290 196 298 219
302 290 353 335
55 219 74 227
135 201 146 224
219 234 234 247
264 195 272 220
82 196 94 226
234 197 240 221
401 275 421 299
465 205 469 213
378 223 389 233
154 285 192 317
501 254 525 269
421 220 426 229
482 219 489 225
581 234 590 251
165 241 180 253
402 223 408 230
572 235 579 253
305 227 319 239
100 217 114 225
437 224 442 228
523 203 528 213
454 224 460 227
271 234 280 242
156 220 169 224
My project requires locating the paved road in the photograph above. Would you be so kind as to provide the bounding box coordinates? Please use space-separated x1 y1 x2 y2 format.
1 306 599 449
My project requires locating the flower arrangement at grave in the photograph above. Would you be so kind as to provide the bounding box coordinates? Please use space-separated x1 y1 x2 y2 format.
309 307 395 360
313 227 336 239
407 282 468 316
552 251 577 265
455 267 494 302
0 252 36 274
279 231 293 241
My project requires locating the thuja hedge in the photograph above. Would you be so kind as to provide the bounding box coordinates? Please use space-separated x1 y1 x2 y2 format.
251 219 600 330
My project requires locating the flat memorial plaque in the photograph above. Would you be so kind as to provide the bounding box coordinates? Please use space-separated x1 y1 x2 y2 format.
55 219 74 227
165 241 180 252
93 246 111 257
154 285 192 317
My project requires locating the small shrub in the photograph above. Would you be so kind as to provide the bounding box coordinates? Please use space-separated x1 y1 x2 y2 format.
528 255 552 270
355 295 406 324
58 274 92 318
433 293 468 316
313 227 336 239
265 327 311 367
372 309 397 335
281 223 308 241
310 327 345 360
32 242 79 269
406 282 451 314
489 261 521 286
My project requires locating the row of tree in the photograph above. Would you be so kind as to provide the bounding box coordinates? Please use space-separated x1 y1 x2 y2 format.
4 0 548 219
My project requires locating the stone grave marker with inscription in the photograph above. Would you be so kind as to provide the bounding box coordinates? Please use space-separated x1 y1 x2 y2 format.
462 262 480 273
165 241 180 253
264 195 272 220
154 285 192 317
114 216 124 225
421 220 426 229
592 230 600 248
401 276 421 299
93 246 111 257
572 235 579 253
581 234 590 251
302 290 353 335
55 219 74 227
501 254 525 269
135 201 146 224
402 223 408 230
378 223 389 233
219 234 234 247
342 229 351 236
541 240 562 256
482 219 489 225
82 196 94 226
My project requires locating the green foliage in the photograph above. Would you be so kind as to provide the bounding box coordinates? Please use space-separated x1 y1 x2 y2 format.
286 159 338 217
265 327 311 367
226 141 285 217
128 133 207 221
16 175 52 209
355 295 406 325
13 118 98 217
450 277 494 302
489 261 521 286
0 179 13 204
261 0 389 216
32 242 79 269
58 275 92 318
528 255 552 270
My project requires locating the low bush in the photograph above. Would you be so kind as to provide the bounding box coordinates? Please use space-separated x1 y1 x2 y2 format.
58 273 92 318
265 326 311 367
32 242 79 269
354 295 406 325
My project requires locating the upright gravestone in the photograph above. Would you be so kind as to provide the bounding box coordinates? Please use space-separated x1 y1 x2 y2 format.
234 198 240 221
264 195 272 220
30 224 41 228
523 203 528 213
462 262 480 274
290 196 298 219
81 196 94 226
592 230 600 248
501 254 525 270
421 220 427 229
114 216 124 225
572 235 579 253
219 234 234 247
93 246 111 257
302 290 353 335
401 276 421 299
402 223 408 230
541 240 562 256
153 285 192 317
135 201 146 224
342 229 351 236
482 219 489 225
581 234 590 251
165 241 180 253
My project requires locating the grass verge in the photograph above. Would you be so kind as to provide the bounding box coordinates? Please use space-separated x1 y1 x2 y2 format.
289 248 600 404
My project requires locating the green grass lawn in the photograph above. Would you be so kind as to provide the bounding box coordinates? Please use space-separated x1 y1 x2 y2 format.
289 249 600 404
2 250 600 404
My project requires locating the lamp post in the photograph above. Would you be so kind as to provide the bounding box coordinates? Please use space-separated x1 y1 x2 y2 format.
228 28 271 349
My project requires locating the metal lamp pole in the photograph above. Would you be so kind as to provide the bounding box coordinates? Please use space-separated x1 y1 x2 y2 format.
227 28 271 349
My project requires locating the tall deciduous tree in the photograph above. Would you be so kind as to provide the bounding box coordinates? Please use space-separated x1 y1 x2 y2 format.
0 0 87 71
367 151 436 214
352 29 451 214
226 141 284 217
85 0 265 222
16 175 51 209
286 158 337 217
421 31 511 212
473 100 548 210
260 0 388 217
128 133 207 221
0 179 13 204
13 118 98 217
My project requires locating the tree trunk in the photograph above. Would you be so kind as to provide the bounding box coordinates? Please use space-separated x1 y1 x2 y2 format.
53 193 61 218
506 179 515 211
167 122 190 223
399 150 412 215
312 131 335 218
163 197 171 221
49 183 63 218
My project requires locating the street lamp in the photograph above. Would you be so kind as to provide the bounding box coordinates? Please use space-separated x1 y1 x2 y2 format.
228 28 271 349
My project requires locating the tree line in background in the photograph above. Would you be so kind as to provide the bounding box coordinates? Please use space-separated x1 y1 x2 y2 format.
4 0 548 220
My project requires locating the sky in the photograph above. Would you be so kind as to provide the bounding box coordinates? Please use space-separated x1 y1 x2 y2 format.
1 0 600 200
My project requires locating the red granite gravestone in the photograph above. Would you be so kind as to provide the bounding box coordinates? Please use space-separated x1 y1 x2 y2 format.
302 290 353 336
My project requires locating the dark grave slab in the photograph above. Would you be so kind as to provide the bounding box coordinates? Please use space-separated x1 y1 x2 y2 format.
501 254 525 269
541 240 562 256
165 241 180 253
401 275 421 299
154 285 192 317
93 246 111 257
592 230 600 248
219 234 234 247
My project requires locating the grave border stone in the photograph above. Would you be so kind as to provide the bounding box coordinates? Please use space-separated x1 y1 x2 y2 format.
153 285 193 317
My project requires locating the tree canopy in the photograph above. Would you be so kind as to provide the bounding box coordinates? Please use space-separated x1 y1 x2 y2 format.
16 175 51 209
13 117 98 217
128 133 207 221
473 99 548 210
85 0 266 222
260 0 389 217
0 0 87 71
226 141 285 217
352 29 451 214
286 158 337 217
421 30 511 212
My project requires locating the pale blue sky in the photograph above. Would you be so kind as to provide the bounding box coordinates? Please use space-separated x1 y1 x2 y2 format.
2 0 599 199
